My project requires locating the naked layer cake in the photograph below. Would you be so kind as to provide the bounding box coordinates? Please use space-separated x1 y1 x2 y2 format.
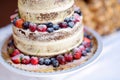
1 0 97 72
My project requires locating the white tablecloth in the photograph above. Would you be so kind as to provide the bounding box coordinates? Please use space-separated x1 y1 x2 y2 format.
0 25 120 80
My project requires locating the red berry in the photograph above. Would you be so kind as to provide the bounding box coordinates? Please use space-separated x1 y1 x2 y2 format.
84 37 91 43
73 52 82 60
11 54 22 64
84 38 91 48
10 49 20 57
16 19 24 28
73 48 81 53
21 56 30 64
30 57 38 65
29 23 37 32
37 25 47 32
10 13 18 21
73 13 80 23
79 45 86 52
59 22 68 28
57 55 66 65
64 53 73 62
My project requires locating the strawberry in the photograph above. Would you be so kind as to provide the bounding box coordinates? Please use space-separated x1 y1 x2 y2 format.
21 56 30 64
15 19 24 28
73 52 82 60
10 49 20 57
57 55 66 65
11 54 22 64
64 53 73 62
30 57 38 65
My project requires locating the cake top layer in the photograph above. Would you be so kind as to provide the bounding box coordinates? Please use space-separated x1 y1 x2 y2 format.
18 0 74 12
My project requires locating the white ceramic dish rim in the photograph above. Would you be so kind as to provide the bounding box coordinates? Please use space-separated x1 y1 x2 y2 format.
0 26 102 77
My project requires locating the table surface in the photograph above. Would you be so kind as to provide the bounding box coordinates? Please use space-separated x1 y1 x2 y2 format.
0 25 120 80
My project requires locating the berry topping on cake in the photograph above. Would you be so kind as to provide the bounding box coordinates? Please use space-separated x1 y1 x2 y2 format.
21 56 30 64
47 27 54 33
53 24 60 30
59 22 68 28
73 51 82 59
10 13 18 21
64 53 73 62
39 58 45 65
57 55 66 65
10 49 20 57
23 21 30 29
29 23 37 32
30 57 38 65
68 22 75 28
52 60 59 67
11 54 22 64
15 19 24 28
37 25 47 32
44 58 51 65
86 48 91 53
82 50 87 56
46 22 53 28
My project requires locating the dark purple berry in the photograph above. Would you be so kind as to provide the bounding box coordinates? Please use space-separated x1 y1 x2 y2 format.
39 58 45 65
59 22 68 28
82 50 87 56
53 24 60 30
68 22 75 28
74 8 82 15
46 22 53 28
52 60 59 67
47 27 54 33
23 22 30 29
57 55 66 65
86 48 91 53
8 40 14 47
44 58 51 65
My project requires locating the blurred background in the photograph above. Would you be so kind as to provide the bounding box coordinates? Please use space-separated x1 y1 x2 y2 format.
0 0 120 36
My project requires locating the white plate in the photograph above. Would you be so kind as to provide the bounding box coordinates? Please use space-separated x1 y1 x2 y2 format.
0 25 102 80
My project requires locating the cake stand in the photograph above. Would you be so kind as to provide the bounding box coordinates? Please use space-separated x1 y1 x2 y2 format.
0 25 102 80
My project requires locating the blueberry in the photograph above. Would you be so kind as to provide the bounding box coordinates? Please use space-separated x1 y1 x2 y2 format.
68 22 75 28
39 58 45 65
64 17 71 23
8 40 14 47
23 21 30 29
44 58 51 65
90 42 93 48
87 35 93 40
84 32 88 37
69 17 75 21
47 27 54 33
74 8 82 16
52 60 59 67
51 58 56 63
46 22 53 28
53 24 60 30
86 48 91 52
82 50 87 56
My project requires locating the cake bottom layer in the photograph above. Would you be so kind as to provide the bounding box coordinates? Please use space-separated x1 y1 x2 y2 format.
2 32 97 73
